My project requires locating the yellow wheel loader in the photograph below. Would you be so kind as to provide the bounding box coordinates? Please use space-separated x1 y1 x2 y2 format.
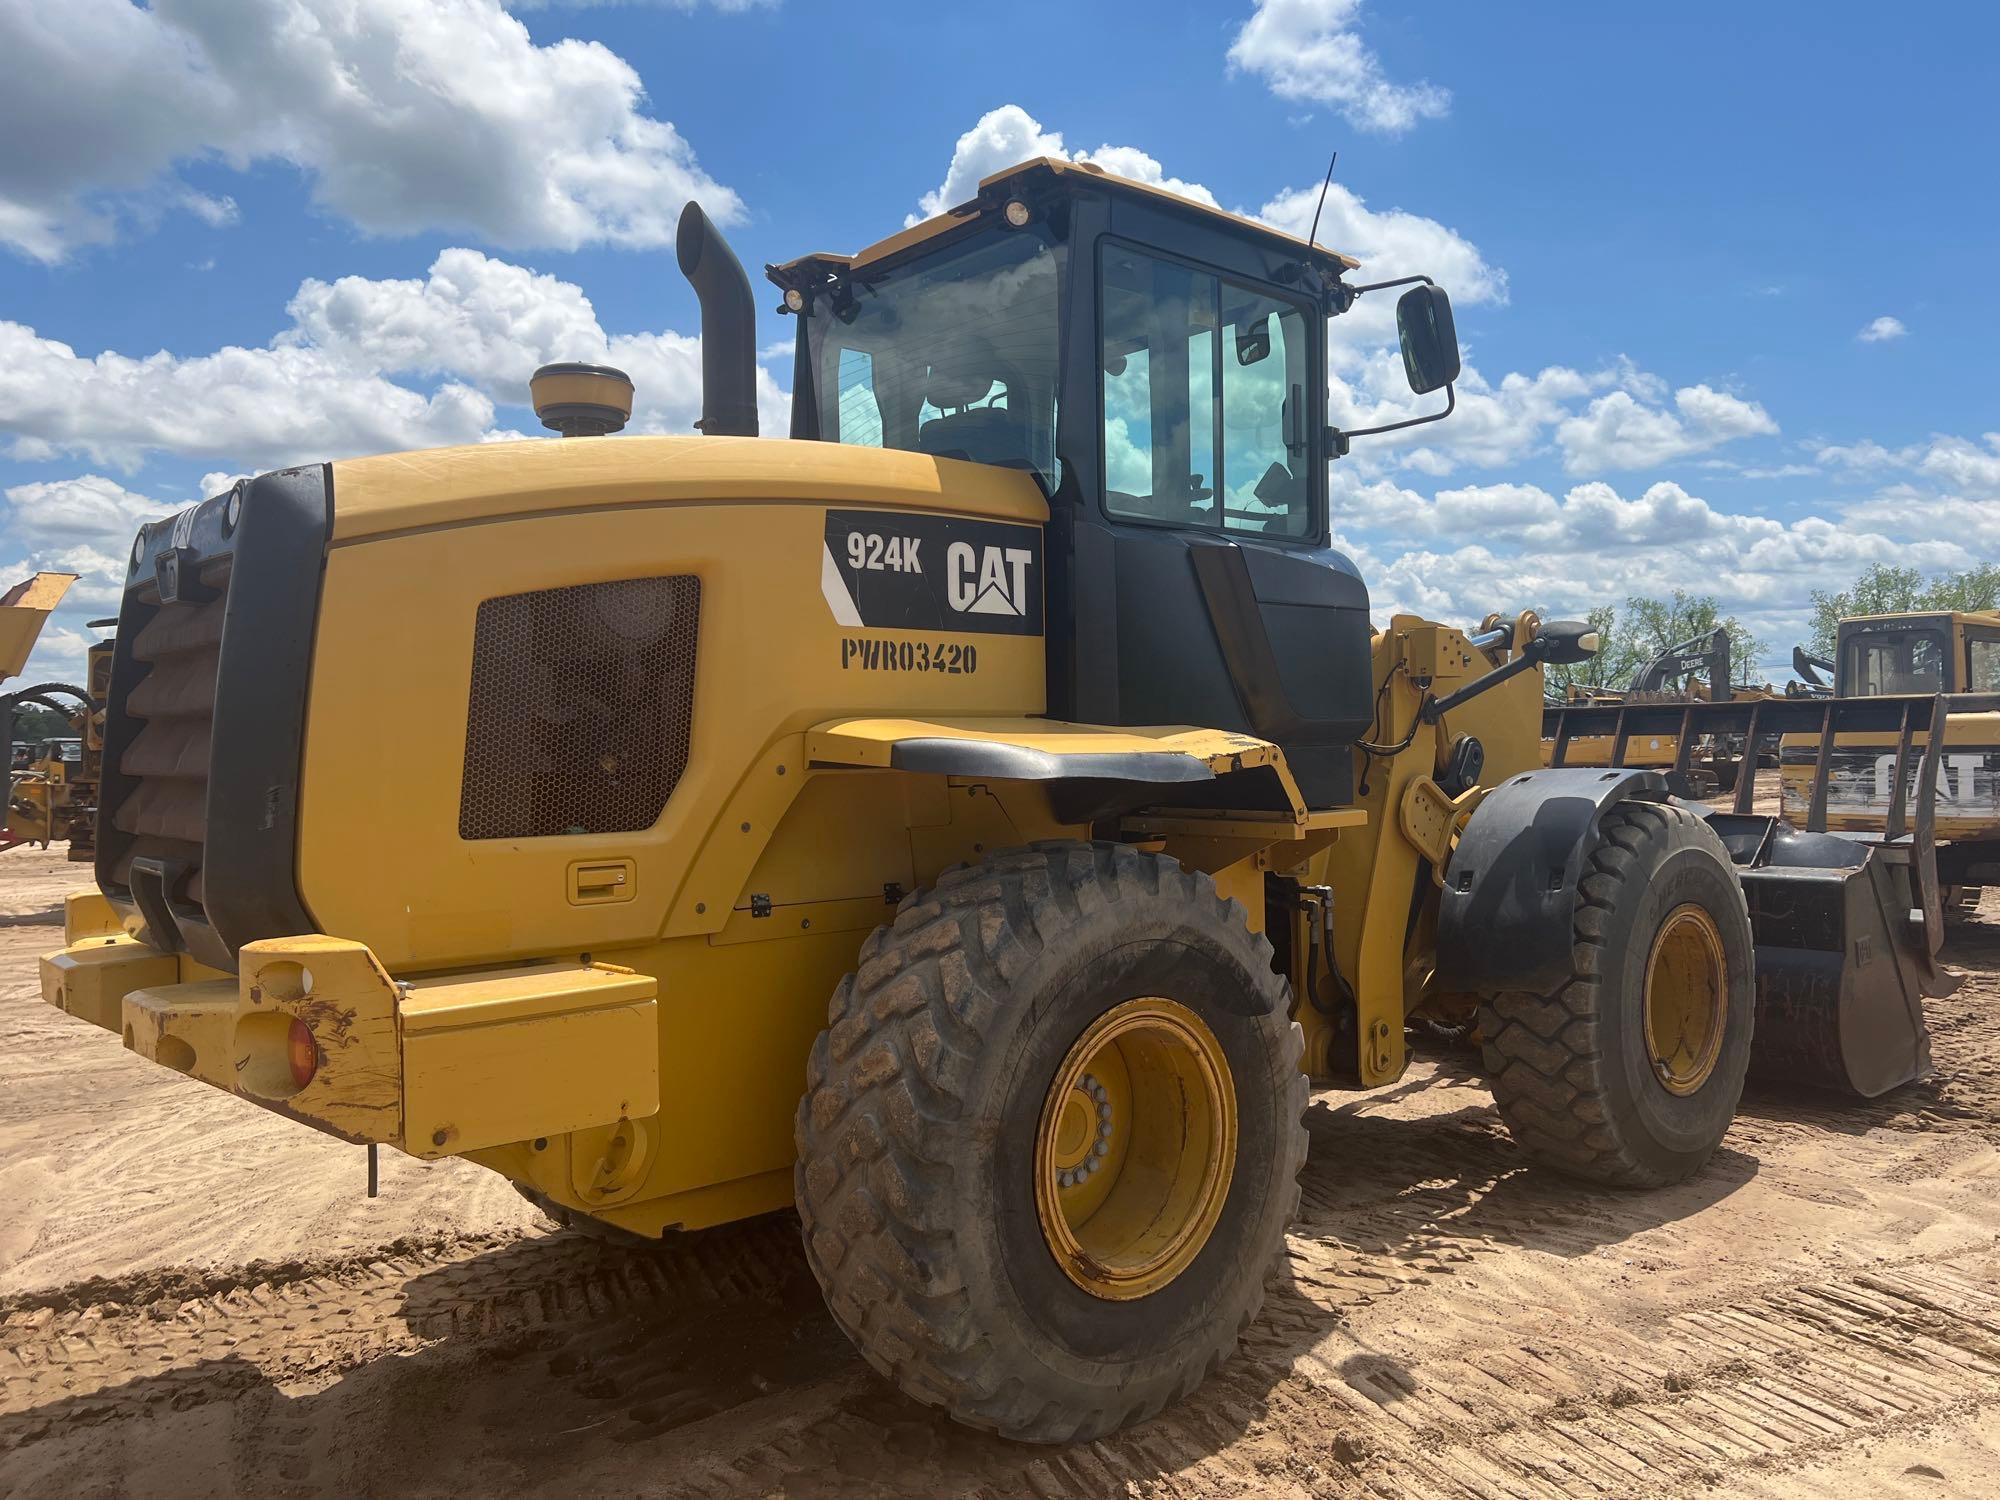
38 158 1949 1443
1776 610 2000 921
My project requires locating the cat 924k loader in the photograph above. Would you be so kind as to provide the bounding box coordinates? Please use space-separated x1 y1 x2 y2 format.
39 159 1950 1442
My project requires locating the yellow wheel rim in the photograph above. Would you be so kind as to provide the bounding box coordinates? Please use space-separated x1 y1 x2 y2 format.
1642 903 1728 1096
1033 998 1237 1301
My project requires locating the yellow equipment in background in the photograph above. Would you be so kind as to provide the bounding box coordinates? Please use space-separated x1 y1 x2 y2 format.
2 573 104 858
0 572 75 680
1544 626 1784 793
37 160 1949 1444
1779 610 2000 918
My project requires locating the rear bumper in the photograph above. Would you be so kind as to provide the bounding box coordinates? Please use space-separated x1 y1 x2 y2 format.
41 893 658 1161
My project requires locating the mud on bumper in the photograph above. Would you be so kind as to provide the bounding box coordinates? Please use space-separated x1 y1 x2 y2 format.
41 893 658 1161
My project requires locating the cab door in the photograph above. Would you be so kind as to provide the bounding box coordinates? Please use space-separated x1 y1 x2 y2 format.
1086 240 1372 806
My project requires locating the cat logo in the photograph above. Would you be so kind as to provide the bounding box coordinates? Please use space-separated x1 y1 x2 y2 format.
820 509 1041 637
1871 752 1996 811
946 541 1034 618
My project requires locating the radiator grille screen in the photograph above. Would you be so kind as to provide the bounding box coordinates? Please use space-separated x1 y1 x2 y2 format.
459 576 700 840
111 571 230 902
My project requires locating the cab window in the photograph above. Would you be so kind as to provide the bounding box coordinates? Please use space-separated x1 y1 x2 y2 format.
1100 245 1313 539
807 227 1063 489
1968 634 2000 693
1841 628 1948 695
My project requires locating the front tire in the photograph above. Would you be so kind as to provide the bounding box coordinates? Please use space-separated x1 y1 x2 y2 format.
794 842 1307 1443
1478 800 1755 1187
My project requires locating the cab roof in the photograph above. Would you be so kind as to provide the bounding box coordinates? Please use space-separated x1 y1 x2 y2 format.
1842 610 2000 628
768 156 1361 285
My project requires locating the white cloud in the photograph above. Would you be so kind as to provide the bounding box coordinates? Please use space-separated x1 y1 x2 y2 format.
286 246 793 437
909 105 1218 225
3 473 178 546
1339 466 1978 668
1916 433 2000 495
1816 438 1902 470
1814 433 2000 500
0 319 500 472
1857 315 1907 343
1554 384 1777 474
1320 343 1782 482
0 0 742 263
1227 0 1448 135
1 244 794 473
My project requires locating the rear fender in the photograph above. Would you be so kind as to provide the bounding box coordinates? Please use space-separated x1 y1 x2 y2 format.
805 716 1304 825
1433 767 1670 994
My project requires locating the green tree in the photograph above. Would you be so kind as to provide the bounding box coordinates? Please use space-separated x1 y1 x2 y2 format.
1618 590 1769 689
7 705 72 742
1807 563 2000 655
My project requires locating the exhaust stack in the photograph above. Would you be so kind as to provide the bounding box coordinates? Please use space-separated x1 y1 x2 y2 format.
676 201 759 437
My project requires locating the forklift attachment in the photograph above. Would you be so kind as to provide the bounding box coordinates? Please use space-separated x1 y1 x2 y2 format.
1543 693 1959 1096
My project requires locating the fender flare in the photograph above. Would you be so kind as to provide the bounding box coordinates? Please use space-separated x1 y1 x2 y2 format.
806 718 1289 788
1433 767 1671 996
865 738 1216 783
805 716 1303 825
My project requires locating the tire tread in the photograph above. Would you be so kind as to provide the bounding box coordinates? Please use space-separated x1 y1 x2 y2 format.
1477 801 1751 1188
794 840 1307 1444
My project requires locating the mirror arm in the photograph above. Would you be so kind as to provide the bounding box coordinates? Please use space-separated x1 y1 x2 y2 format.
1328 382 1456 458
1344 272 1437 297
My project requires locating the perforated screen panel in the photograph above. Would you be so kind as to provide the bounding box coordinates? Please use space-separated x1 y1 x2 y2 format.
459 576 700 840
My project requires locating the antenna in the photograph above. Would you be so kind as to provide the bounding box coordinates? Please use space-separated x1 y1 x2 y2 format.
1306 149 1338 251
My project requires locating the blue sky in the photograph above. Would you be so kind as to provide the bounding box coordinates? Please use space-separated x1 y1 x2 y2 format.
3 0 1996 683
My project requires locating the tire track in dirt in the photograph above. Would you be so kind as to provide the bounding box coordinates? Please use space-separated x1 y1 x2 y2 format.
635 1246 2000 1500
8 1027 1997 1496
0 1216 809 1447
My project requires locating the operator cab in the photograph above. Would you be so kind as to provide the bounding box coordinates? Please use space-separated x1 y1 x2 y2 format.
1837 612 2000 697
769 158 1461 806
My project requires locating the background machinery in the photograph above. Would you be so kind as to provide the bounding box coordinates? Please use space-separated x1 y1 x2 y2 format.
37 160 1952 1442
1545 627 1786 793
1778 609 2000 921
1 573 103 858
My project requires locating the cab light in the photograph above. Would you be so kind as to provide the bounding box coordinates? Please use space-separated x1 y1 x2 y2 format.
288 1016 319 1089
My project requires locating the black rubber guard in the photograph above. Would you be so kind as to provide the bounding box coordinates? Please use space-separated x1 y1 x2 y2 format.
1433 767 1671 995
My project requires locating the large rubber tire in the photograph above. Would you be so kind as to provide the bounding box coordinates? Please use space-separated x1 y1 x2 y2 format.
1477 800 1755 1188
794 841 1307 1444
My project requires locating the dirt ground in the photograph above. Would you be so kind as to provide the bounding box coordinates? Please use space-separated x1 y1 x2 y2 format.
4 792 1999 1499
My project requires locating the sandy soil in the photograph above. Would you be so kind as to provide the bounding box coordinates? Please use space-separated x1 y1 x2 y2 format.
3 788 1998 1499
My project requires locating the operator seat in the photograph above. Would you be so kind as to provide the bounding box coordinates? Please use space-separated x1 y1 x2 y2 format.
916 360 1033 471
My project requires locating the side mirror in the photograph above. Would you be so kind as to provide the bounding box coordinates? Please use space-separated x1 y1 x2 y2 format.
1526 620 1601 666
1234 314 1272 366
1396 284 1460 395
